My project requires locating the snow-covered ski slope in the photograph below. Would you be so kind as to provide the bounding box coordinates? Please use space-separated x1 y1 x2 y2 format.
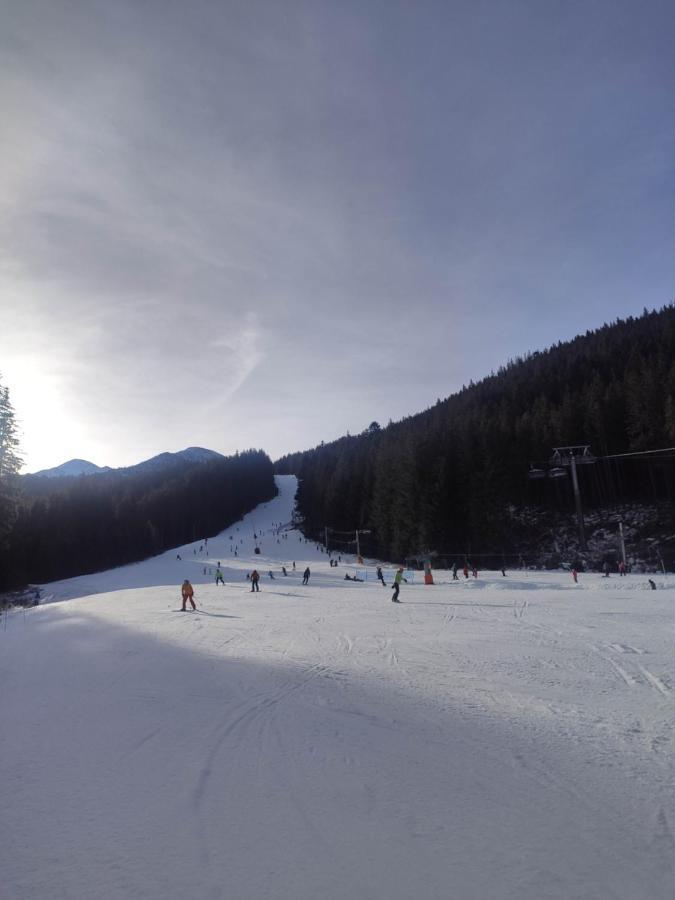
3 475 675 900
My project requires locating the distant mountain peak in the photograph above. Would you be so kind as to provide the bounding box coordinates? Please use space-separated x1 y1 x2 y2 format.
178 447 223 461
31 459 111 478
126 447 224 473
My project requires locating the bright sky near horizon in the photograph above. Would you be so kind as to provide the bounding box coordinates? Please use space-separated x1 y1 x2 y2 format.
2 0 674 473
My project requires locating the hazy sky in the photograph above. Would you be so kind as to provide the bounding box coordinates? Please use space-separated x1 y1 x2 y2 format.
2 0 674 473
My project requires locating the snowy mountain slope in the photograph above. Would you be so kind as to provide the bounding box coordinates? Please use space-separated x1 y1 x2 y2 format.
2 475 675 899
30 457 112 477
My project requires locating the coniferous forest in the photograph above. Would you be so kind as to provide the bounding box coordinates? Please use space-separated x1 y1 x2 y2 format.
0 450 276 589
275 307 675 569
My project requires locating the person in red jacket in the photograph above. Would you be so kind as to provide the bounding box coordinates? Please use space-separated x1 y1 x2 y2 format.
181 579 196 611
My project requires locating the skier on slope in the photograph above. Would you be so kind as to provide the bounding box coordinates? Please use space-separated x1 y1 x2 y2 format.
250 570 260 592
302 567 310 585
215 568 225 585
181 579 196 611
391 567 406 603
376 566 386 586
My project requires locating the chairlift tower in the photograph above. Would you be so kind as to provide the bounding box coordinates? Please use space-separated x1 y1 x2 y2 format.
529 445 595 552
355 529 371 563
323 526 372 563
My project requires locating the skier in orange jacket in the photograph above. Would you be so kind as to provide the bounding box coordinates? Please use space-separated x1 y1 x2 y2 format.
181 579 196 611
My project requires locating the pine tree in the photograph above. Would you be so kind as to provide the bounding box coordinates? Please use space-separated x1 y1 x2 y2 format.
0 379 23 550
0 382 22 478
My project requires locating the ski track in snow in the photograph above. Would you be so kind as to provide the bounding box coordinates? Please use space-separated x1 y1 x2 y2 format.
2 474 675 899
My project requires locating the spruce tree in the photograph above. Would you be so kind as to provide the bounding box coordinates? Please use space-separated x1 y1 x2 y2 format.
0 379 23 550
0 382 22 478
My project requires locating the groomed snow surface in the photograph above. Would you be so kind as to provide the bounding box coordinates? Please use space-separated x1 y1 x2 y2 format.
3 475 674 900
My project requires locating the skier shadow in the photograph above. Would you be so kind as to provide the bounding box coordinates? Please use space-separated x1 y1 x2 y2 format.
403 601 515 608
198 611 240 619
197 609 241 619
173 609 240 618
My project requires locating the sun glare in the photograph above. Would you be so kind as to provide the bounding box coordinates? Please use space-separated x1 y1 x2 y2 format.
3 357 87 473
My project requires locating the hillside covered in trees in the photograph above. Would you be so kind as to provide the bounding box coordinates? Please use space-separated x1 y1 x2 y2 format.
0 449 276 589
276 307 675 568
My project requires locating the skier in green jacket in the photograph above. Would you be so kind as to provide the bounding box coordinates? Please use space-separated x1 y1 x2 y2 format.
392 567 406 603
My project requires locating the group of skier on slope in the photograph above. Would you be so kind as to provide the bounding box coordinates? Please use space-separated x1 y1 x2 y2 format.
180 557 415 610
178 517 413 610
180 565 312 610
180 540 646 610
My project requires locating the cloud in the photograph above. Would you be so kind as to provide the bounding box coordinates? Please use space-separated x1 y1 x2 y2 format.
2 0 675 471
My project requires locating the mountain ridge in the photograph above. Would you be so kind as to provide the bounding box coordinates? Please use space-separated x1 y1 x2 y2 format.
29 446 223 478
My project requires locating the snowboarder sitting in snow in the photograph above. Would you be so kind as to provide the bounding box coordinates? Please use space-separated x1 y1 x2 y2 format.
181 579 196 611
